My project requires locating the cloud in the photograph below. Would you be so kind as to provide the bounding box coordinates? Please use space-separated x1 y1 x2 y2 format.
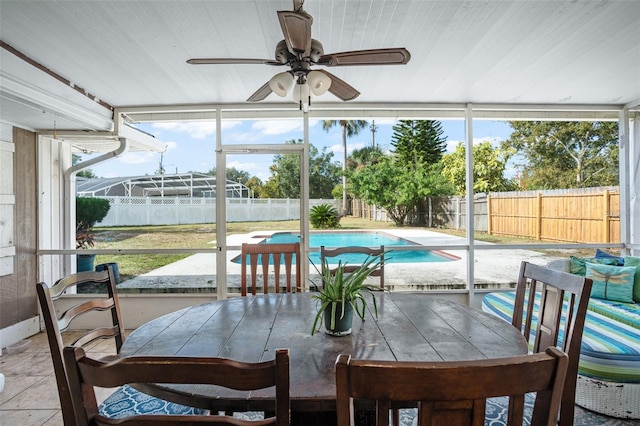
217 120 306 143
445 135 506 153
327 139 369 155
151 121 242 139
119 151 158 165
347 141 367 154
162 141 178 152
227 159 259 171
445 140 462 152
252 120 304 135
227 158 272 181
224 132 261 143
328 143 343 154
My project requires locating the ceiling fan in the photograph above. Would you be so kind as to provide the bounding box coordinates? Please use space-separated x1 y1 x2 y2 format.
187 0 410 107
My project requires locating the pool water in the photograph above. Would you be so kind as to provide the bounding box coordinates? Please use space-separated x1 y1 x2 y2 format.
234 231 456 265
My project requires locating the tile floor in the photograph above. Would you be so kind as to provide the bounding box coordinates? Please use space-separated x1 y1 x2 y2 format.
0 331 638 425
0 330 120 425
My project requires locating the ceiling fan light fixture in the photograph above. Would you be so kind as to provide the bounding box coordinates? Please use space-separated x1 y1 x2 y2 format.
307 70 331 96
292 82 310 104
268 72 294 97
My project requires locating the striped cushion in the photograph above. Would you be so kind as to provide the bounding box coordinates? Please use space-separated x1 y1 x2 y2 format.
587 297 640 328
99 385 207 417
482 292 640 383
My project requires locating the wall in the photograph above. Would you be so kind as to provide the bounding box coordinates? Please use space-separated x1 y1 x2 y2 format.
0 126 39 351
0 125 15 276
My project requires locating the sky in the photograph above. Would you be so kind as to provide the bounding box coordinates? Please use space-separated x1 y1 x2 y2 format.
85 119 515 182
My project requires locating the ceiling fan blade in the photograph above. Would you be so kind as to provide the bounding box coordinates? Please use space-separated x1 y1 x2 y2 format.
316 70 360 101
187 58 282 66
247 81 273 102
317 48 411 66
277 10 312 56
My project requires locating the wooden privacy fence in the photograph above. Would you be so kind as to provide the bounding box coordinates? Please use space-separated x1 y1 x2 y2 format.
353 187 620 244
488 188 620 243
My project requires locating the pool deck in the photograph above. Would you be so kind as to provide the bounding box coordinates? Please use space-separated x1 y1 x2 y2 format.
117 228 559 293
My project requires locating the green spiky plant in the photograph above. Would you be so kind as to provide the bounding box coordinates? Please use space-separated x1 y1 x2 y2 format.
309 203 340 229
310 253 384 335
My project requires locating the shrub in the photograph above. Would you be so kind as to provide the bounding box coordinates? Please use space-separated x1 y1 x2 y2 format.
76 197 111 248
310 204 340 229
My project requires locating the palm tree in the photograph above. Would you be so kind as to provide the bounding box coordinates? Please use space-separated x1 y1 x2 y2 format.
322 120 368 215
348 146 384 171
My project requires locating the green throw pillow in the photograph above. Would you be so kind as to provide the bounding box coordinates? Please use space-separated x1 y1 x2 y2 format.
569 256 618 276
585 263 636 303
622 256 640 302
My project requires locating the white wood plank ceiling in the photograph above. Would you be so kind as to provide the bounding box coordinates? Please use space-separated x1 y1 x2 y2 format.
1 0 639 131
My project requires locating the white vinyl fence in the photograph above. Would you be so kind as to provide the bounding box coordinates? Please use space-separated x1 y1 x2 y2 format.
97 197 341 226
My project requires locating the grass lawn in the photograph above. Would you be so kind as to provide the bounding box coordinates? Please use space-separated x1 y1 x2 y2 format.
92 217 588 280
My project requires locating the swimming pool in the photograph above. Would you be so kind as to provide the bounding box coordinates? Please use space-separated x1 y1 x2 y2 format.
235 231 457 264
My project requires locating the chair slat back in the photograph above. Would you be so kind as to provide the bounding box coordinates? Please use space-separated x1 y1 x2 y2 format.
63 346 291 426
335 347 568 426
320 245 385 288
512 261 593 426
36 265 125 426
241 242 301 296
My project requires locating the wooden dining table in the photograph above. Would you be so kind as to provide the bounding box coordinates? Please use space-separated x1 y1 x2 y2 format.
120 292 528 425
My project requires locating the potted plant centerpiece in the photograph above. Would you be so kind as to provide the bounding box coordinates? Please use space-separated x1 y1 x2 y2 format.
310 253 384 336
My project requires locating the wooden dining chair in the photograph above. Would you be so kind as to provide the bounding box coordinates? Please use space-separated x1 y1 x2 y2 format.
320 245 385 288
36 265 205 425
335 347 568 426
63 346 291 426
505 261 593 426
241 242 301 295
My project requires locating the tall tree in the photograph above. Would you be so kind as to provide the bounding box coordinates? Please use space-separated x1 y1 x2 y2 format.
225 167 251 184
390 120 447 167
72 153 98 178
244 176 263 198
205 167 251 183
330 146 385 201
262 139 341 199
503 121 619 189
440 142 517 195
347 146 385 172
349 155 454 225
322 120 368 214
